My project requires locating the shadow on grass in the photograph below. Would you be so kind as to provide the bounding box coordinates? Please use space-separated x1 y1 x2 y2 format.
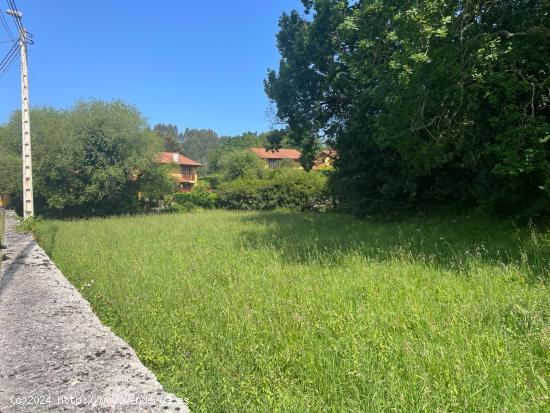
237 211 550 282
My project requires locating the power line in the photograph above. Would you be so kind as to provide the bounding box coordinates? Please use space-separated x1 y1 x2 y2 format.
0 3 14 41
0 39 18 69
0 47 17 75
0 39 18 72
7 0 23 33
0 58 17 86
7 0 33 45
0 43 18 79
0 13 13 40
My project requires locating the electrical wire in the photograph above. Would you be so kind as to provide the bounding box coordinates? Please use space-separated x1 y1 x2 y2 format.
0 39 17 63
7 0 34 45
0 43 18 74
0 55 18 86
0 57 18 94
7 0 23 33
8 0 21 27
0 56 17 86
0 12 13 41
0 3 14 41
0 0 30 89
0 39 18 73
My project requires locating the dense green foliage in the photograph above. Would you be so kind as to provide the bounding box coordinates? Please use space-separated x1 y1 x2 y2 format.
0 100 173 217
207 131 267 172
172 185 218 209
181 128 221 172
34 211 549 412
0 151 20 195
217 169 330 211
153 123 185 154
217 150 266 181
265 0 550 218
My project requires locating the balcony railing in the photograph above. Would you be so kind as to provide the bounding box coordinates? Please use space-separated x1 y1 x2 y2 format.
171 173 197 183
181 174 196 182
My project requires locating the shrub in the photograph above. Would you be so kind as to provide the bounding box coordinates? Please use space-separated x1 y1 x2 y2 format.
202 174 223 190
217 179 277 210
217 169 330 211
277 158 300 169
169 201 196 213
173 185 217 209
17 216 43 233
271 169 330 211
218 150 266 181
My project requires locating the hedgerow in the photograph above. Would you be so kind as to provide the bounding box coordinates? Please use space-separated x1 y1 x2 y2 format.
217 169 330 211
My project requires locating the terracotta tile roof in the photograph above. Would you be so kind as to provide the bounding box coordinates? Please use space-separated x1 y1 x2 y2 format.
313 149 338 167
157 152 202 167
250 147 301 160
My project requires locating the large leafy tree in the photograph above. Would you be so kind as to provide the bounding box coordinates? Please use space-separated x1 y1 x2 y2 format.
0 151 20 195
181 128 220 171
266 0 550 217
207 131 267 172
0 100 173 217
218 150 266 181
153 123 185 154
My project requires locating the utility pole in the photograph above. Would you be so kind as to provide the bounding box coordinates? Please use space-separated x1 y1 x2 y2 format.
7 7 33 218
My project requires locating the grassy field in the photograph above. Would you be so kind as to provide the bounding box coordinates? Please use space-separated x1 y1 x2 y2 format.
34 210 549 412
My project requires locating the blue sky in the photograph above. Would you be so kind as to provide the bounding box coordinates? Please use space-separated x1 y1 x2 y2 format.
0 0 303 136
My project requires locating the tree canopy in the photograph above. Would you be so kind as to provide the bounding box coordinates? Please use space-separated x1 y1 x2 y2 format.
207 131 267 172
181 128 220 172
218 150 266 181
153 123 185 154
265 0 550 218
0 100 174 217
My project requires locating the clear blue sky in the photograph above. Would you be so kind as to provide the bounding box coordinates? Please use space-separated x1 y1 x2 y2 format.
0 0 303 136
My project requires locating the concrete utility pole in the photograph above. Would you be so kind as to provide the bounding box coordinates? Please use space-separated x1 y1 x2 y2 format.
7 8 33 218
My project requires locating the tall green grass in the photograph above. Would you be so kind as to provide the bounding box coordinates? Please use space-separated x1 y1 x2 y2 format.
35 211 549 412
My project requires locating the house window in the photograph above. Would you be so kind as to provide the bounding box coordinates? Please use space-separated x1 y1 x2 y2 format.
181 166 191 174
268 159 277 169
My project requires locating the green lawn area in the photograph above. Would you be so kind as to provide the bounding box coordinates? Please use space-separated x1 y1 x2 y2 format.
34 210 549 412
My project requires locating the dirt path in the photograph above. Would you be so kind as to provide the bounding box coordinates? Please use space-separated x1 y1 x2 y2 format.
0 211 189 412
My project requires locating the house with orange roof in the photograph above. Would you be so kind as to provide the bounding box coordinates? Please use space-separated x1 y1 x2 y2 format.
157 152 202 192
250 147 301 169
313 149 337 170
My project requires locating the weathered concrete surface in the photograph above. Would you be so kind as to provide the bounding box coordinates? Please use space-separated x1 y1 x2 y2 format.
0 211 189 412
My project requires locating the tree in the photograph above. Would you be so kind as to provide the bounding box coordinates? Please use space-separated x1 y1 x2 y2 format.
265 0 550 218
208 131 267 172
218 150 266 181
0 100 174 217
153 123 184 153
181 128 220 172
0 151 20 195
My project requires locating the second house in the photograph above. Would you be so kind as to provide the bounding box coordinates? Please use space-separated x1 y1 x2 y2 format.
158 151 202 192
